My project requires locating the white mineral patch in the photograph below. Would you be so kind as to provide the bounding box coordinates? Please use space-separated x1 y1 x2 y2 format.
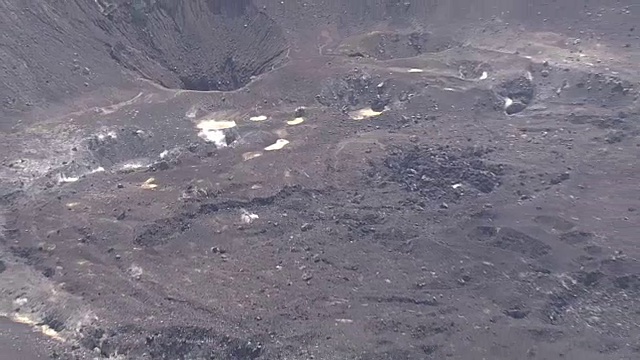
96 130 117 141
479 71 488 80
89 167 105 174
186 108 198 119
57 166 105 184
196 119 236 147
526 71 533 81
504 97 514 109
128 264 144 279
198 129 227 148
264 139 290 151
241 209 259 224
58 174 80 183
119 161 148 172
13 298 28 306
407 68 424 73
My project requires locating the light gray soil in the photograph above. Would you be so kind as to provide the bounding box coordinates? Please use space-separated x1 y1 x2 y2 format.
0 1 639 359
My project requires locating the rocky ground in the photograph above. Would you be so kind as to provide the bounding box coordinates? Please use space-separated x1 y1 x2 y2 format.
0 1 639 359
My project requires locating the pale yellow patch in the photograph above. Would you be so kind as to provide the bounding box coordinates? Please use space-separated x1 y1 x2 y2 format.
242 151 263 161
249 115 268 122
348 107 384 120
11 314 65 342
196 119 237 131
287 117 305 126
264 139 290 151
141 177 158 190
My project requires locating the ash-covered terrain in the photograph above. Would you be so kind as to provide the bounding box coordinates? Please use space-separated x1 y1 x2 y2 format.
1 1 640 359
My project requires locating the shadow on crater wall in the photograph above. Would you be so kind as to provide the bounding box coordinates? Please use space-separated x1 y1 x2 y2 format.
109 0 288 91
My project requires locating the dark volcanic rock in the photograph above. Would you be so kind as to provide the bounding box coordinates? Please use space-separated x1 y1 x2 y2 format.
377 145 504 202
80 326 263 360
1 1 640 360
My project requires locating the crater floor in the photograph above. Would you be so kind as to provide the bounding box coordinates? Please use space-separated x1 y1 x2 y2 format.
1 1 640 359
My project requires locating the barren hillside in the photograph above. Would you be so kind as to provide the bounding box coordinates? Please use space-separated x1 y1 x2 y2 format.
1 1 639 359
